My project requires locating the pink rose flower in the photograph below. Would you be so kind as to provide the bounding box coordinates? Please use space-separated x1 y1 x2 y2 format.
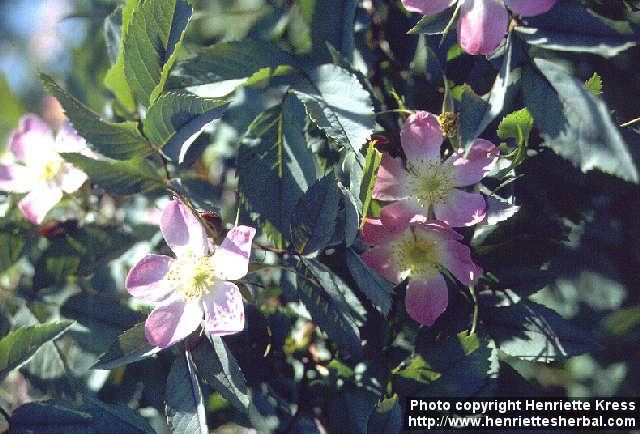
125 199 256 348
403 0 557 55
361 217 481 326
0 114 88 224
374 111 498 229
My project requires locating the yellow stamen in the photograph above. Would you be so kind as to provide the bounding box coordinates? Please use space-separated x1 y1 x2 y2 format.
406 158 454 207
393 230 442 280
165 251 217 301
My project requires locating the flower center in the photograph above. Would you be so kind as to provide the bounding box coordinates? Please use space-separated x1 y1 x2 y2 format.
165 252 217 301
394 230 442 280
39 158 64 181
407 159 454 207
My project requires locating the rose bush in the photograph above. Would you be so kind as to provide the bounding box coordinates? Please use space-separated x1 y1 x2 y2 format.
0 0 638 432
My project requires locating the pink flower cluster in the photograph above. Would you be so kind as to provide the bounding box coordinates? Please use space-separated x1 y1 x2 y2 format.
126 199 256 348
362 111 497 326
0 114 87 224
403 0 557 55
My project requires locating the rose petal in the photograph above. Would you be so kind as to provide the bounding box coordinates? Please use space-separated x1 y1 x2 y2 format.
446 139 499 187
361 245 401 284
160 199 208 256
54 122 87 153
400 111 443 165
504 0 557 17
440 240 483 285
412 220 464 241
210 225 256 280
18 182 63 224
125 254 174 302
401 0 456 15
58 163 87 193
372 154 409 201
361 217 404 246
405 274 448 326
202 281 245 336
433 189 486 227
457 0 509 55
145 299 203 348
0 164 35 193
380 199 427 232
9 114 55 163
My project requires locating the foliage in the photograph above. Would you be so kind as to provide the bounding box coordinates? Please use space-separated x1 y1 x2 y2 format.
0 0 639 432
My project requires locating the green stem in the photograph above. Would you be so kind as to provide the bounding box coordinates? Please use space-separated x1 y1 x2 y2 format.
620 116 640 128
440 3 462 44
469 284 479 336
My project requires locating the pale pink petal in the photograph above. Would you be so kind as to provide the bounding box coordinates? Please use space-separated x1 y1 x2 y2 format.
125 254 175 302
54 122 87 153
380 199 427 232
18 182 63 224
433 189 486 227
504 0 556 17
361 217 404 246
400 111 443 164
9 114 55 163
457 0 509 55
0 164 35 193
57 164 87 193
145 299 203 348
440 239 483 285
413 220 464 241
446 139 499 187
372 154 409 201
401 0 456 15
160 199 208 256
210 225 256 280
202 281 245 336
405 274 448 326
362 245 401 284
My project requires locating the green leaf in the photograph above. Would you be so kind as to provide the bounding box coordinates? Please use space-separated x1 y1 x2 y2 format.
497 108 534 145
290 173 340 255
61 292 145 353
310 0 356 63
585 72 603 96
143 92 229 161
394 332 497 397
103 0 137 111
345 248 392 316
93 322 161 370
166 350 208 434
515 3 637 57
327 385 380 434
407 6 455 35
123 0 193 106
292 64 375 157
40 74 153 160
367 395 402 434
459 33 517 151
484 300 600 362
522 59 638 183
0 321 73 380
191 334 250 411
237 96 318 246
0 74 24 143
61 153 166 195
0 222 31 274
9 398 154 433
359 141 382 223
33 224 148 289
294 257 365 359
175 40 297 87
